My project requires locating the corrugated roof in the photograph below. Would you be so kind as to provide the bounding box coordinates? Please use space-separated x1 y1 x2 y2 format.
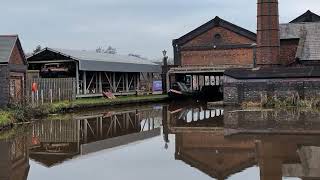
280 22 320 61
0 35 18 63
36 48 161 73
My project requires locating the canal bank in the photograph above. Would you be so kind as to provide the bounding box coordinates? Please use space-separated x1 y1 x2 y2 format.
0 94 169 131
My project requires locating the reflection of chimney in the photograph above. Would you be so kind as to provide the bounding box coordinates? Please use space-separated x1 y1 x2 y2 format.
257 0 280 66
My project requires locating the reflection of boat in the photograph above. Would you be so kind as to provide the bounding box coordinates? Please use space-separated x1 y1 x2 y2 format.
168 82 223 101
168 82 193 99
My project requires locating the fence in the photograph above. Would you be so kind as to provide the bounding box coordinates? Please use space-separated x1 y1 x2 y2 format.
26 78 76 104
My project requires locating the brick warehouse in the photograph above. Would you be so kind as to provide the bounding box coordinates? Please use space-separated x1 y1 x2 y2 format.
224 0 320 105
0 35 28 107
173 10 320 68
171 0 320 102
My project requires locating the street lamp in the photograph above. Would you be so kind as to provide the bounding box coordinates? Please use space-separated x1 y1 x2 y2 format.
162 50 168 94
162 49 167 58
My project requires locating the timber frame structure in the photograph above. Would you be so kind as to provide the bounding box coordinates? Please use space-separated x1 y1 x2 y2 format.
166 65 253 92
27 48 161 98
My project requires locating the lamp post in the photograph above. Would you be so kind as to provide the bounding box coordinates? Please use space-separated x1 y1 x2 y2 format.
162 50 168 94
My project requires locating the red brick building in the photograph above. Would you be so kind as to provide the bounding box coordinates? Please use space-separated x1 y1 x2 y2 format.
173 11 320 68
173 16 256 67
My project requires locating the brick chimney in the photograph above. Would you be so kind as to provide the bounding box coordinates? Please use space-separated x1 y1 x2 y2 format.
257 0 280 66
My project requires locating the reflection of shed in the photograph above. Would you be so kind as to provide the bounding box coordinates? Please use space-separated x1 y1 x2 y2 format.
0 135 30 180
29 106 162 167
0 35 27 107
27 48 161 97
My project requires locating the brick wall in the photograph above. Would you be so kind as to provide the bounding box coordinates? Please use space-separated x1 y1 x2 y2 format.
180 26 255 66
0 66 9 107
224 76 320 105
9 43 25 65
182 27 254 47
280 39 299 65
181 48 254 66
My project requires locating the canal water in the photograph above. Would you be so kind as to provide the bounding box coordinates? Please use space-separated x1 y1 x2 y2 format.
1 100 318 180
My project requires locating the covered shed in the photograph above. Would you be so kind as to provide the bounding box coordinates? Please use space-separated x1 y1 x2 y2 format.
0 35 27 107
27 48 161 97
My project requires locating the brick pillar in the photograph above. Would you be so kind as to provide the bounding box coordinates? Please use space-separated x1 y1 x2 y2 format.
257 0 280 66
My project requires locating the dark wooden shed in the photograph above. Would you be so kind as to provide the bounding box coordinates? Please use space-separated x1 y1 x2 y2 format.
0 35 28 107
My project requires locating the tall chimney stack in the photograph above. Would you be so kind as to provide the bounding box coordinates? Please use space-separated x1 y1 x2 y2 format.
257 0 280 66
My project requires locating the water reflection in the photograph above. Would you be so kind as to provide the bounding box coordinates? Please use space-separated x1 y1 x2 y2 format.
1 102 320 179
166 105 320 180
29 105 163 167
0 129 30 180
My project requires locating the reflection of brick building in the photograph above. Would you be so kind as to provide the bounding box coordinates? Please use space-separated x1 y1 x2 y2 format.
0 35 27 107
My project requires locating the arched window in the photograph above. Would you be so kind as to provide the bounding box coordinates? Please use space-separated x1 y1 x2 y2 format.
213 34 222 44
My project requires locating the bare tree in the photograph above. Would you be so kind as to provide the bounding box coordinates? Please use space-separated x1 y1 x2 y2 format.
33 45 42 54
96 46 117 54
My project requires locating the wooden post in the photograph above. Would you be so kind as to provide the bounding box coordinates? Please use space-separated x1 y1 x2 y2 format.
41 89 44 104
36 90 39 105
58 88 61 101
76 62 80 95
113 72 116 92
99 72 102 93
95 72 98 94
125 73 129 93
31 91 34 105
50 89 53 104
137 73 140 93
83 71 87 95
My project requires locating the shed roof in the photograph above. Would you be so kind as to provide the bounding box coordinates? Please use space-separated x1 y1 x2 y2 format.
280 22 320 61
0 35 18 63
29 48 161 73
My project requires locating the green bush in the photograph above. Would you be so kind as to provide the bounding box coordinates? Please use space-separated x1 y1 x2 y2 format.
0 111 13 126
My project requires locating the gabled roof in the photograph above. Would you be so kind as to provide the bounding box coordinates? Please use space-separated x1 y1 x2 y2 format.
290 10 320 23
28 48 161 73
173 16 256 46
0 35 27 64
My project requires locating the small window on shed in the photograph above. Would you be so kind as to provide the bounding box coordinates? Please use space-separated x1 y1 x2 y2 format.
213 34 222 44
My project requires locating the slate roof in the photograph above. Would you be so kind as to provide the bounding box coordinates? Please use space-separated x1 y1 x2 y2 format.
0 35 18 63
290 10 320 23
224 66 320 79
173 16 257 46
280 22 320 61
28 48 161 73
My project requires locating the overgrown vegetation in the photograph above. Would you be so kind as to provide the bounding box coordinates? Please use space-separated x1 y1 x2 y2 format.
242 93 320 108
0 111 13 126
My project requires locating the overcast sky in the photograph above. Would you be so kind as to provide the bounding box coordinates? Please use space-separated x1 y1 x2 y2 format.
1 0 319 59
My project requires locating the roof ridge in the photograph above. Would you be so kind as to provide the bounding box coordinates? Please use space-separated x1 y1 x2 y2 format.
290 10 320 23
0 34 18 37
173 16 256 46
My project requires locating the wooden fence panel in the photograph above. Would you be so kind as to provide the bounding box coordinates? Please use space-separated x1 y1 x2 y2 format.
26 78 76 104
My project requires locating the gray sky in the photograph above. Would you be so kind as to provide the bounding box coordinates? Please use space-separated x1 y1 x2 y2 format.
1 0 319 59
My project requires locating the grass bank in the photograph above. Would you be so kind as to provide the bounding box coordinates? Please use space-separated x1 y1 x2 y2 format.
0 94 168 130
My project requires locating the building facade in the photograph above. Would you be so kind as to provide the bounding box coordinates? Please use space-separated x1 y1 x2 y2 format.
173 16 256 67
0 35 28 107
